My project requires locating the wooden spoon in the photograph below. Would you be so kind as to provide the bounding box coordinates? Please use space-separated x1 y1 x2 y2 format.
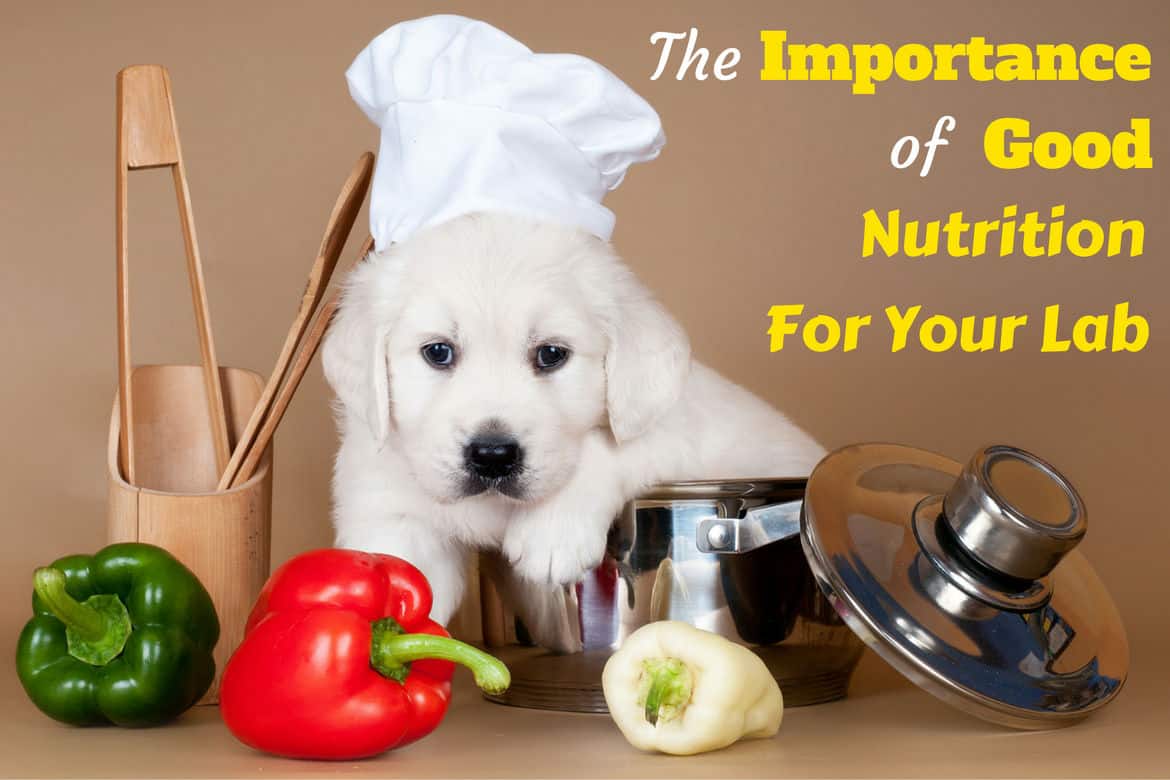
229 235 375 488
216 154 374 490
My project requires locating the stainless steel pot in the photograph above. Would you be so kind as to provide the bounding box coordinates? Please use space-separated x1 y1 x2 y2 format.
480 443 1128 728
481 477 864 713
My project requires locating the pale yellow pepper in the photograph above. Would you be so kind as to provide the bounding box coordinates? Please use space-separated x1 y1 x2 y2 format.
601 621 784 755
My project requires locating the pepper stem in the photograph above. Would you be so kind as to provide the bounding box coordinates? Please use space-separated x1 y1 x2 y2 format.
640 657 693 726
33 567 132 666
370 617 511 695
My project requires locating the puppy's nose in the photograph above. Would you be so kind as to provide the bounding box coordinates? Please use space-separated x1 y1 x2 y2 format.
466 434 522 480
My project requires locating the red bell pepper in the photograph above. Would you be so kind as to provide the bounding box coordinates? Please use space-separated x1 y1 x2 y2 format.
219 548 509 760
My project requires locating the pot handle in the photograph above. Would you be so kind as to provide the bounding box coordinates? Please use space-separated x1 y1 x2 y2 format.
696 499 803 554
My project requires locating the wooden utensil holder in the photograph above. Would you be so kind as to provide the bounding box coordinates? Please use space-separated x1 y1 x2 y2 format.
107 364 272 704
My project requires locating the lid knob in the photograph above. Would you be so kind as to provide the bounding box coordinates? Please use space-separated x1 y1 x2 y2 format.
942 445 1087 581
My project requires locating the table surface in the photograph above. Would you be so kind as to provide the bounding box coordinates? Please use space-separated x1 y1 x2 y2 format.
4 644 1168 780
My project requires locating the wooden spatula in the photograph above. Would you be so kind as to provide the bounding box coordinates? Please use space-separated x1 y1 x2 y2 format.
117 65 231 484
227 234 376 489
216 156 374 490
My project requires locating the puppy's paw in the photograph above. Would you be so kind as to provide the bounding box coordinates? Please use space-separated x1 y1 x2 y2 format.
502 511 608 586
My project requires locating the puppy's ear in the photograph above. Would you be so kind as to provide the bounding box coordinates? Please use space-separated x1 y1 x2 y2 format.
322 256 401 447
598 259 691 444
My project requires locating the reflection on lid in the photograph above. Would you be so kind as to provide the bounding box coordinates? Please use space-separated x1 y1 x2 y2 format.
846 512 905 582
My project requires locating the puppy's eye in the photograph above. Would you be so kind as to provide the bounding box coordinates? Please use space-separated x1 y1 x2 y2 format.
421 342 456 369
533 344 570 372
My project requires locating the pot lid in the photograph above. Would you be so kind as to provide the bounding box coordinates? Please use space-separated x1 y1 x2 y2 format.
800 443 1128 729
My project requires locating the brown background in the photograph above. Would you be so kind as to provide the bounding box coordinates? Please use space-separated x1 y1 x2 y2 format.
1 0 1167 776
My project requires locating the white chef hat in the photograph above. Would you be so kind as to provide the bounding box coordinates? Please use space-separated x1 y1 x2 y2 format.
346 15 665 250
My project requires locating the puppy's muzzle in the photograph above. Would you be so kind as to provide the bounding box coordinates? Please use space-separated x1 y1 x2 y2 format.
465 434 523 481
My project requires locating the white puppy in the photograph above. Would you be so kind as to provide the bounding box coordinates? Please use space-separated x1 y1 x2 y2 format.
323 213 823 626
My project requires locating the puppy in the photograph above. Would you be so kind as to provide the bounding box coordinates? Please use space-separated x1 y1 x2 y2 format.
323 213 824 628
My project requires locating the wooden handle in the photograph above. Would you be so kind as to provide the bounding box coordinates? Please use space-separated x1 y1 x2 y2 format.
216 154 374 491
230 292 340 488
355 233 375 262
229 233 374 488
115 73 135 483
116 65 232 482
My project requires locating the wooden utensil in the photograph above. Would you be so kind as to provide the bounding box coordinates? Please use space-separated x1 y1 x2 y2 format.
117 64 231 483
229 234 375 488
216 154 374 490
107 364 273 704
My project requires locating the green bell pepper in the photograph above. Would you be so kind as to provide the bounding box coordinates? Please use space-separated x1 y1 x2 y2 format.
16 542 219 726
